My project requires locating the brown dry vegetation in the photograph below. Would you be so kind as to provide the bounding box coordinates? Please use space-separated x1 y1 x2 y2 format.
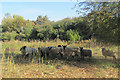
1 39 120 78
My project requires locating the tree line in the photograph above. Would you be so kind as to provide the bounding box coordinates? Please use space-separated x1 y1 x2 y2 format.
1 15 91 42
1 2 120 44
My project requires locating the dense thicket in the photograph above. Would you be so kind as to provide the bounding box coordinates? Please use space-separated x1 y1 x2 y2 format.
75 2 120 43
1 2 119 44
1 15 91 42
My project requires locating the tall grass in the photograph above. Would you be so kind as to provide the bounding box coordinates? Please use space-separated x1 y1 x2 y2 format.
1 39 119 78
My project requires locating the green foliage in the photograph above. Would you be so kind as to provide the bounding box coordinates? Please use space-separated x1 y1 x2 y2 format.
15 33 26 41
2 32 11 41
37 33 44 39
2 32 18 41
75 2 119 43
66 29 81 42
23 21 34 40
2 16 14 32
2 14 25 33
1 15 92 41
2 6 119 44
36 15 49 25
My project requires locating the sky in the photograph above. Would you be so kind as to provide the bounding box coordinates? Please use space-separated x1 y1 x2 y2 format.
0 0 118 24
0 1 81 25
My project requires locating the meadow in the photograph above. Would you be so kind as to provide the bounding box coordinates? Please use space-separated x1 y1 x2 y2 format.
1 39 120 78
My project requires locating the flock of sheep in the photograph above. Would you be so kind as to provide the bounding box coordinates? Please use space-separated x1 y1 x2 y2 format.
20 45 116 61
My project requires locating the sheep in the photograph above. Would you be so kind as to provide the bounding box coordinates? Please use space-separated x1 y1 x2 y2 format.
58 45 80 58
20 46 37 59
62 46 75 59
38 47 50 58
49 47 64 58
59 45 80 59
80 47 92 60
102 48 116 60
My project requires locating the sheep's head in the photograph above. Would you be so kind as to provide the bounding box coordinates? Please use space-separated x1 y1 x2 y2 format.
20 46 26 51
20 46 26 55
80 47 83 51
58 45 62 47
48 47 52 50
62 45 67 50
101 48 105 51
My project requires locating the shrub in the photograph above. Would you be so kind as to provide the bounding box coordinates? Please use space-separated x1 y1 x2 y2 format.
2 32 18 41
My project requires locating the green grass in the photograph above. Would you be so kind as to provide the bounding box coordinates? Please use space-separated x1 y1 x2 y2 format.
1 40 119 78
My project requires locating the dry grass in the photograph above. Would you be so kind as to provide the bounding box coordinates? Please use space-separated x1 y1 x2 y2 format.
1 40 119 78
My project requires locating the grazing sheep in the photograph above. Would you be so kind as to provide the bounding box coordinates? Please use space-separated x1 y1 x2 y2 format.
80 47 92 60
59 45 80 59
62 46 75 59
102 48 116 60
49 47 64 58
20 46 37 58
38 47 50 58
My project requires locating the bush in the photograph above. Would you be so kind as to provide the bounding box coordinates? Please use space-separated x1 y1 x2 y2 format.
66 29 81 42
15 33 26 41
2 32 10 41
2 32 18 41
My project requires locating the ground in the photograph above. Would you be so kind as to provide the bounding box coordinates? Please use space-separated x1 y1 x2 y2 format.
1 40 120 78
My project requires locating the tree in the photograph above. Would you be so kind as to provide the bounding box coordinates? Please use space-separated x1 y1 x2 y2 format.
12 14 25 33
43 15 49 22
2 14 25 33
23 21 34 40
36 15 49 25
75 2 120 43
2 16 14 32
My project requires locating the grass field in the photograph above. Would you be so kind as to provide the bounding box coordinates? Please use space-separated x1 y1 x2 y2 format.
1 39 120 78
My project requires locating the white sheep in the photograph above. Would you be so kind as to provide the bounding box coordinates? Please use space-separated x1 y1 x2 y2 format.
102 48 116 60
80 47 92 60
20 46 37 58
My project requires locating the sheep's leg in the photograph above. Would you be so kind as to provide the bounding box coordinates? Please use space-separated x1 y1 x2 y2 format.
46 52 49 58
72 55 74 59
41 50 44 58
60 53 63 57
80 55 82 60
82 53 85 60
82 54 84 60
80 53 83 60
81 55 83 60
25 52 28 59
22 53 25 58
35 52 36 56
31 52 34 60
